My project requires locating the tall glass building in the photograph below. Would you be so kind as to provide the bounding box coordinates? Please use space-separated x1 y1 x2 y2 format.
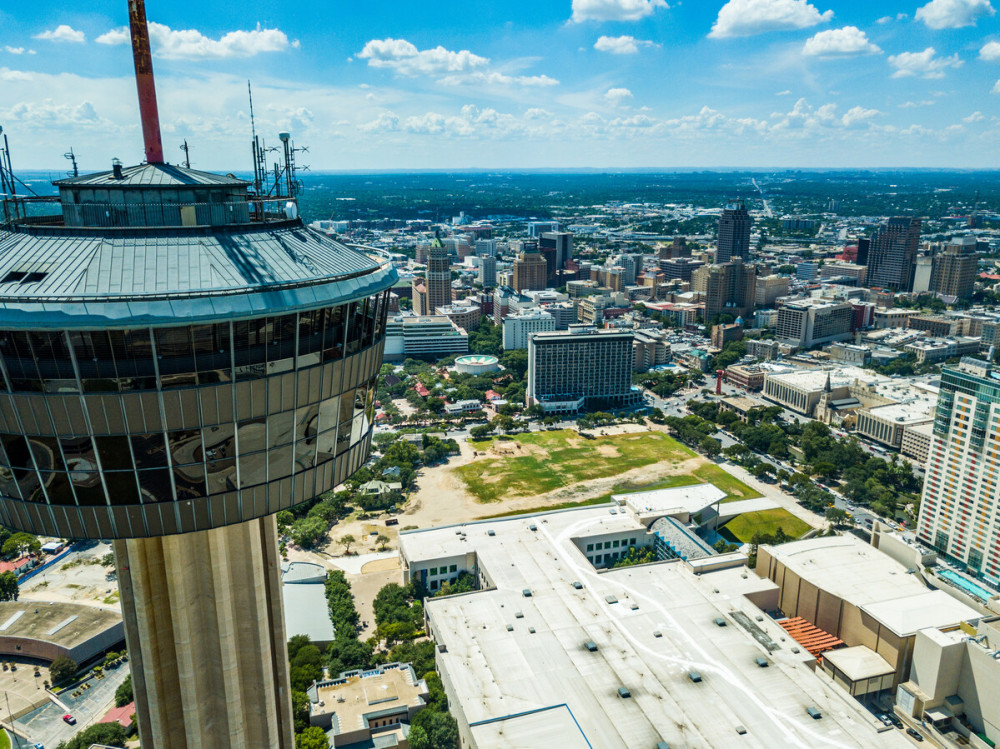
0 4 396 746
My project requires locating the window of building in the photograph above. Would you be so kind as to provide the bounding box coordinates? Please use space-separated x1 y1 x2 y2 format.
430 567 438 576
449 564 457 573
613 540 620 548
586 543 593 551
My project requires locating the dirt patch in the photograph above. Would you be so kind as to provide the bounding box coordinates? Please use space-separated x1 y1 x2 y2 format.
594 444 620 458
361 557 400 574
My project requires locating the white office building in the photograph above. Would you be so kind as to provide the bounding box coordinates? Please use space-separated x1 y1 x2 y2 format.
503 308 556 350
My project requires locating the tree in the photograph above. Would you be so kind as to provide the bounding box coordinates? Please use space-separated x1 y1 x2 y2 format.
0 571 18 602
291 690 310 733
751 462 774 480
290 516 328 549
408 709 459 749
826 507 849 525
115 674 133 707
699 436 721 458
375 534 390 551
295 726 331 749
1 532 39 558
339 534 356 554
55 723 127 749
49 655 77 686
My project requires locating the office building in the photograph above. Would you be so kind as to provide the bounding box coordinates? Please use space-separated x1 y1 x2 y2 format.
544 301 578 330
383 316 468 360
866 217 922 291
855 403 934 450
512 245 549 292
475 238 497 257
918 358 1000 588
657 236 691 264
659 257 703 283
724 364 767 391
746 338 780 361
399 500 911 749
912 256 934 294
527 328 635 411
710 323 743 349
539 231 573 270
819 262 867 285
528 220 560 237
0 7 394 746
716 199 752 262
755 274 791 307
900 422 935 465
436 301 482 333
855 236 871 266
632 330 670 372
903 336 980 364
503 308 556 350
478 254 497 287
930 236 979 300
774 299 853 348
418 240 453 315
692 261 757 322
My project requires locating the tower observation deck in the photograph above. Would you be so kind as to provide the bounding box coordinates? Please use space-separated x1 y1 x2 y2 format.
0 2 396 747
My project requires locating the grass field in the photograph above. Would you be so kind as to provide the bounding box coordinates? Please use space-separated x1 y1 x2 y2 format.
0 728 11 749
719 508 811 543
594 463 762 504
456 429 696 502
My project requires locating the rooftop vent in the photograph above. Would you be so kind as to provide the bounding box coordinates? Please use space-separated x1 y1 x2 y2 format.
112 159 123 180
584 641 598 652
755 657 769 668
688 671 702 683
807 707 822 720
487 530 496 537
572 581 583 590
617 686 632 699
522 589 532 597
714 618 727 627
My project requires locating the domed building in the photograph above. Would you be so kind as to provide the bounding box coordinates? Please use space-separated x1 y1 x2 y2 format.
0 3 395 747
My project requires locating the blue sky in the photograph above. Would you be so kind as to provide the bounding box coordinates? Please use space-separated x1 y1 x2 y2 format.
1 0 999 170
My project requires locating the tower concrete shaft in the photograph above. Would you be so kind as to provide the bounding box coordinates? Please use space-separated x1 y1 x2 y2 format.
114 516 294 749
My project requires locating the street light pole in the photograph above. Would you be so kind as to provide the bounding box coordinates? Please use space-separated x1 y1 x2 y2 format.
4 690 22 749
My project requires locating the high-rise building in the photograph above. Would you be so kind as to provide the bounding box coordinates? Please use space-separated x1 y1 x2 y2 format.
478 255 497 287
774 299 853 348
503 308 556 350
855 237 871 266
866 217 921 291
659 258 704 283
716 199 752 263
917 358 1000 589
540 231 573 271
475 238 497 257
527 328 635 411
512 245 549 292
658 236 691 264
424 240 453 313
930 236 979 300
692 261 757 322
0 4 395 746
755 274 791 307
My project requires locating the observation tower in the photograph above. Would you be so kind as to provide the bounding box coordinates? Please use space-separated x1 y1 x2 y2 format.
0 2 396 746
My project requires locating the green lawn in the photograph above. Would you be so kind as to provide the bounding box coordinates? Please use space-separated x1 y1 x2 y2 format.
456 429 696 502
0 728 11 749
593 463 761 504
719 508 811 543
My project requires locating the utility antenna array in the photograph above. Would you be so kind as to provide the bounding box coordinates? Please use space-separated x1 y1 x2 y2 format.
246 81 309 199
180 140 191 169
64 148 79 178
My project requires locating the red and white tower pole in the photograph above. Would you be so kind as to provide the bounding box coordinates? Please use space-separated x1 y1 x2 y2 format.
128 0 164 164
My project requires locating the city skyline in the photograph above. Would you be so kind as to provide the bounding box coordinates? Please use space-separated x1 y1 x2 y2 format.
2 0 1000 171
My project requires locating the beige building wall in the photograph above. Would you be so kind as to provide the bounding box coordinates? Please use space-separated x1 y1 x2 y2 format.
115 515 294 749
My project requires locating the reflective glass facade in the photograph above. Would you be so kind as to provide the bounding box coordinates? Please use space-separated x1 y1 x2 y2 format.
0 290 390 539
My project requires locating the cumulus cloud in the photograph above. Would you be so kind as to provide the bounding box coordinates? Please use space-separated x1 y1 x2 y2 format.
710 0 833 38
964 111 985 122
889 48 963 78
898 100 935 107
604 87 634 105
803 27 881 56
95 22 296 59
571 0 669 23
841 106 880 126
993 79 1000 93
980 41 1000 61
357 38 556 89
877 13 909 23
915 0 994 29
4 46 26 55
359 112 400 133
34 25 85 43
358 38 488 77
593 35 658 54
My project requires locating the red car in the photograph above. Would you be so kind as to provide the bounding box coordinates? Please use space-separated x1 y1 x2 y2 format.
63 714 76 725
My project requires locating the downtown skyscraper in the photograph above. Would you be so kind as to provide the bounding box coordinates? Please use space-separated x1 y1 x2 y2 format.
865 217 922 292
716 199 751 263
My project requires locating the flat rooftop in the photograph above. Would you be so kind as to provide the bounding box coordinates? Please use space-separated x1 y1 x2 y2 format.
761 536 981 636
402 510 909 749
311 664 426 735
0 601 120 649
613 483 725 523
823 646 895 682
764 365 885 392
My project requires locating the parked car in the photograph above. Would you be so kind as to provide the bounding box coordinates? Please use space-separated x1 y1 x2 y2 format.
62 714 76 725
906 727 924 742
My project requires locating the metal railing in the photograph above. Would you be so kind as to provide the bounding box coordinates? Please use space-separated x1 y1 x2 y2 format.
2 195 298 230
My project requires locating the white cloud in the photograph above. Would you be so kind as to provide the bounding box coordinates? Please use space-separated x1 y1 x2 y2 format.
438 71 558 87
604 87 634 105
709 0 833 39
358 38 487 77
95 22 295 59
898 100 935 107
993 79 1000 93
915 0 994 29
964 111 985 122
841 105 880 126
4 46 26 55
802 26 881 56
877 13 908 23
571 0 669 23
776 90 793 95
593 35 658 55
33 25 85 43
359 112 400 133
980 41 1000 61
888 48 963 78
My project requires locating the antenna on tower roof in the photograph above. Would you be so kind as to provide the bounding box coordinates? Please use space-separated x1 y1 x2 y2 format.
248 80 266 195
64 148 79 178
179 140 191 169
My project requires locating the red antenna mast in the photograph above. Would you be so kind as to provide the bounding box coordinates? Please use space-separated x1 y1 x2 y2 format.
128 0 164 164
